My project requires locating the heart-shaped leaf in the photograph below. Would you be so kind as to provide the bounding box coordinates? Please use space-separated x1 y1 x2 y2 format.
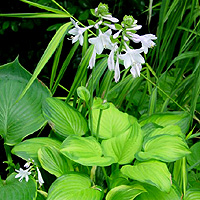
135 183 181 200
43 97 88 138
0 58 51 145
0 173 37 200
140 112 190 134
92 102 134 139
38 146 73 177
105 184 146 200
47 173 103 200
60 135 114 166
102 121 143 164
136 135 190 162
121 161 172 192
12 137 61 165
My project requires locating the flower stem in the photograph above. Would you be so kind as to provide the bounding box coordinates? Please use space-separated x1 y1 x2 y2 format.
4 144 14 174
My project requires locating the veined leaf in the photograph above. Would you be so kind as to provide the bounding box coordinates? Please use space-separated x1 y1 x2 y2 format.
47 173 103 200
140 111 190 134
92 102 134 139
0 173 37 200
121 161 172 192
102 121 143 164
0 58 51 145
12 137 61 165
38 146 74 177
136 183 181 200
43 97 88 138
137 134 190 162
184 188 200 200
60 135 114 166
105 184 146 200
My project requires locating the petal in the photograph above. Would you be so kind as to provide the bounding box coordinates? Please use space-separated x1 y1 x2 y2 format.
89 49 96 69
108 50 115 71
102 15 119 22
25 175 29 182
114 57 120 82
69 28 78 35
79 35 84 46
72 35 79 44
113 30 122 39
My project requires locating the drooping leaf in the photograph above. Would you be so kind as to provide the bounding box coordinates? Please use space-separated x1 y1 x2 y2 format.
77 86 90 103
140 112 190 134
38 146 73 177
60 135 114 166
187 142 200 170
136 134 190 162
12 137 61 165
136 183 181 200
121 161 172 192
0 173 37 200
47 173 103 200
0 58 51 145
105 184 146 200
92 103 134 139
102 121 143 164
43 97 88 138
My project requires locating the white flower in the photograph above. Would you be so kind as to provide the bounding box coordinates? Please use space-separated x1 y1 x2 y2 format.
104 23 117 30
114 55 120 82
88 49 97 69
102 14 119 22
15 168 31 182
130 63 142 78
127 33 157 54
36 167 44 187
89 29 113 54
24 158 34 168
69 18 92 46
113 30 122 39
119 43 145 69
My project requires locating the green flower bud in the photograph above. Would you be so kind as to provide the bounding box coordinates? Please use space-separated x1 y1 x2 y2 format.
122 15 135 27
97 3 109 16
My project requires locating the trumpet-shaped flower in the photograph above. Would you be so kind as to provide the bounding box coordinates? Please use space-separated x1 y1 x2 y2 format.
36 167 44 187
15 168 31 182
119 43 145 78
89 29 113 55
69 18 92 46
127 33 157 54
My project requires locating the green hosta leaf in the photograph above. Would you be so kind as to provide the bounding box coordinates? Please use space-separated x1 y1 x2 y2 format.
12 137 61 165
102 121 143 164
92 103 134 139
47 173 103 200
106 184 146 200
140 112 190 134
184 188 200 200
135 183 181 200
77 86 90 103
0 58 51 145
0 173 37 200
121 161 172 192
43 97 88 138
38 146 73 177
60 135 114 166
146 125 185 139
187 142 200 170
136 135 190 162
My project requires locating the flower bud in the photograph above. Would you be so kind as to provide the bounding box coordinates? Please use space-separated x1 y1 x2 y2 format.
122 15 135 27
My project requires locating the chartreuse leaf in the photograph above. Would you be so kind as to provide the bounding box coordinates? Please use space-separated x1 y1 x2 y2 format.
60 135 115 166
92 103 133 139
105 184 146 200
140 111 190 134
37 190 48 200
121 161 172 192
47 173 103 200
184 188 200 200
102 121 143 164
187 142 200 170
136 134 190 162
12 137 61 165
136 183 181 200
0 173 37 200
38 146 74 177
0 58 51 145
43 97 88 138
